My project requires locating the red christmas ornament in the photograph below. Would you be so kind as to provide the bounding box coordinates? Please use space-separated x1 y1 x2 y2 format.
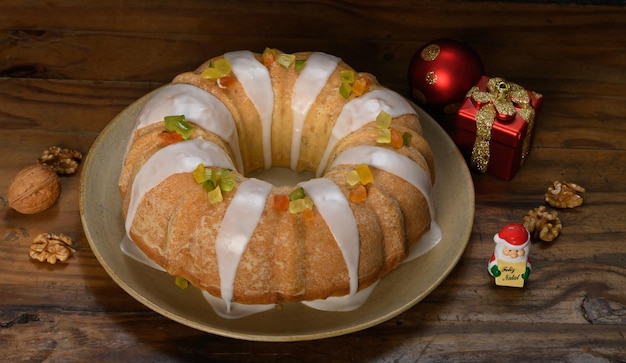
408 38 484 113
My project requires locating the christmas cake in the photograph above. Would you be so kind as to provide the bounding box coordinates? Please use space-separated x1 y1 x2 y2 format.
118 49 440 316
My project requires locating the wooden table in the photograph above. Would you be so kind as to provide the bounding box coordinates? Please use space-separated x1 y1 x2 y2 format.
1 1 625 361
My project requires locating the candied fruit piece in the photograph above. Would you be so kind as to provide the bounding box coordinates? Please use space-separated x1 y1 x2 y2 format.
376 128 391 144
402 132 412 146
219 169 236 192
376 110 392 129
273 194 289 211
289 198 307 214
349 184 368 203
175 277 189 289
159 131 183 145
193 164 207 184
262 47 276 66
302 208 315 219
340 81 352 99
202 180 216 192
201 58 232 79
217 75 235 88
213 58 231 75
200 67 222 79
207 186 223 204
295 59 307 71
390 129 404 149
355 164 374 185
340 70 355 83
288 187 306 201
346 169 361 186
351 77 370 96
164 115 193 140
277 53 296 68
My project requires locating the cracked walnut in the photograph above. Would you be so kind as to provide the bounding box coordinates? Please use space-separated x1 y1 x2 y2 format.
38 146 83 175
545 180 585 209
29 233 76 264
523 206 562 242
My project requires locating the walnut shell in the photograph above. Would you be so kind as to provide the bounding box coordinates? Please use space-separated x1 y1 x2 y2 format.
7 164 61 214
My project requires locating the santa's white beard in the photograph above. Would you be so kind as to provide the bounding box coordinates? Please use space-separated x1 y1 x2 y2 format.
495 244 529 263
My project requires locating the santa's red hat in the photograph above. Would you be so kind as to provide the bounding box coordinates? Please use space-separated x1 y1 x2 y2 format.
493 223 530 250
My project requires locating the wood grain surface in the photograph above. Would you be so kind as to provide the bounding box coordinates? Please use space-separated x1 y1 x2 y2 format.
1 1 625 362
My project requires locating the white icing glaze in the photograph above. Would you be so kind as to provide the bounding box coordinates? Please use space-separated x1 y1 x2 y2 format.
302 281 379 312
214 178 273 312
299 178 360 295
290 52 341 170
405 221 442 261
316 89 417 177
224 50 274 169
201 291 276 319
132 83 244 172
120 235 166 272
125 138 235 235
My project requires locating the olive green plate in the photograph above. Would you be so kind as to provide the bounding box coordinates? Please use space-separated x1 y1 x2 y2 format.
80 87 475 342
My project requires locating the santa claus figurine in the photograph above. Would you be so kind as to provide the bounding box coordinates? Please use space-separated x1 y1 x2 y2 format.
488 223 532 287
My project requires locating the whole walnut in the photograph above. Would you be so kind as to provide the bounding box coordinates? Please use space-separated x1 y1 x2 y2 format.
7 164 61 214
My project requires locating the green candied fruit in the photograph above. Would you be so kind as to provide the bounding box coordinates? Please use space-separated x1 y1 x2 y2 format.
294 59 307 71
288 187 306 201
339 81 352 99
339 69 355 83
164 115 194 140
402 131 413 146
219 169 236 192
202 180 216 192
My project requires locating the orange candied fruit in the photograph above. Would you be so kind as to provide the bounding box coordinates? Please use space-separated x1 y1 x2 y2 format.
217 75 236 88
159 131 183 145
348 184 368 203
261 48 276 67
351 77 370 96
390 129 404 149
273 194 289 211
301 207 315 219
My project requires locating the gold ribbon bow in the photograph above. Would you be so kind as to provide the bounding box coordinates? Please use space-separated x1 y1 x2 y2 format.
466 77 540 172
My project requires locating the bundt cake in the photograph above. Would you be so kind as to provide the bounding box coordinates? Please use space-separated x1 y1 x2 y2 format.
118 48 440 317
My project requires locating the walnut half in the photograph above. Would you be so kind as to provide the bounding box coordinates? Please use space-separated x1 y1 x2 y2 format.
38 146 83 175
545 180 585 208
523 206 562 242
29 233 76 264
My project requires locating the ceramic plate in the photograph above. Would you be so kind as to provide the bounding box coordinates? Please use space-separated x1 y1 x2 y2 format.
80 87 474 341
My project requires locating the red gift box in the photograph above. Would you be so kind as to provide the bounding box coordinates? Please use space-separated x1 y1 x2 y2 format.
454 76 543 180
